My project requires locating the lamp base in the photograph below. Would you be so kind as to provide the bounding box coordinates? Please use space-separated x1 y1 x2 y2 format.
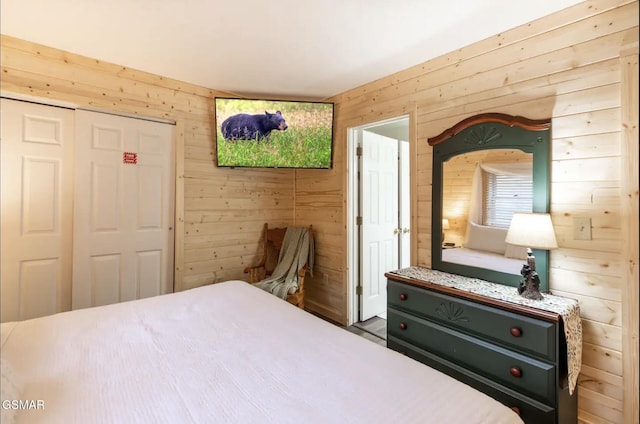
517 261 543 301
518 284 544 300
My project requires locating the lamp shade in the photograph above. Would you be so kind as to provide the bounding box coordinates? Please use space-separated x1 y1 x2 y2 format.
442 218 450 230
505 213 558 250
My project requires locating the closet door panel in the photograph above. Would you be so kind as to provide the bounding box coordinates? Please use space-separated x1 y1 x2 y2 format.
0 98 74 322
72 110 175 309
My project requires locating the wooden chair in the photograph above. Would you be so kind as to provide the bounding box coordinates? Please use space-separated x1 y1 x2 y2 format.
244 223 313 309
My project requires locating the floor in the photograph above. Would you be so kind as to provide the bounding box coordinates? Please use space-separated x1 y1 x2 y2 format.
344 316 387 347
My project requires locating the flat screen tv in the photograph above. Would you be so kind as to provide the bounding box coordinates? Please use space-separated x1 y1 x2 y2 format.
214 97 334 169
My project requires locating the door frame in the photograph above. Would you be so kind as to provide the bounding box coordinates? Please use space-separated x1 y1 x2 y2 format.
0 91 181 298
347 112 417 325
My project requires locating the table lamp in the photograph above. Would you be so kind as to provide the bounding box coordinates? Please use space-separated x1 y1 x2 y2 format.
442 218 450 243
505 213 558 300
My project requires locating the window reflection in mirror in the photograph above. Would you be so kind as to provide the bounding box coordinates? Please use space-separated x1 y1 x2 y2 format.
442 149 532 277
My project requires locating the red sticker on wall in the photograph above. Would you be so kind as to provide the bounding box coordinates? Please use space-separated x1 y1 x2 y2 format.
123 152 137 164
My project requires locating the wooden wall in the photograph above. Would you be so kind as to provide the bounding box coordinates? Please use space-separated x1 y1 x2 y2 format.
298 1 639 422
0 34 296 292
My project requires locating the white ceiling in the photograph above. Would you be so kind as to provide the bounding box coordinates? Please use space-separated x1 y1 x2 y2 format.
1 0 583 100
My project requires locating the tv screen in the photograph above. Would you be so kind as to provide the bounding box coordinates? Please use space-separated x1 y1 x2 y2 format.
214 97 334 169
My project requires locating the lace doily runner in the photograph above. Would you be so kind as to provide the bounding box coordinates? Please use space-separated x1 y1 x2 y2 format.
389 266 582 395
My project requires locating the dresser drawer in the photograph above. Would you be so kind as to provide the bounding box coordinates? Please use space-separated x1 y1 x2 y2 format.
388 279 556 360
388 336 556 424
388 308 556 404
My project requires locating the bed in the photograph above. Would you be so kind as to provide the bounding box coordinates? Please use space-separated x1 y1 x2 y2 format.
1 280 522 424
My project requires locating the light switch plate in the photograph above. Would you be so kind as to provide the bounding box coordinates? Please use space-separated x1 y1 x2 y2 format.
573 217 592 240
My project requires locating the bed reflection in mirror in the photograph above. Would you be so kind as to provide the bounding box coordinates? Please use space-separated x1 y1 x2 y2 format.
442 149 532 277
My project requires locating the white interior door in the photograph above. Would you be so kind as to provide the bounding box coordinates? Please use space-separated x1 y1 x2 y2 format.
399 140 411 268
1 98 75 322
72 110 175 309
360 131 399 321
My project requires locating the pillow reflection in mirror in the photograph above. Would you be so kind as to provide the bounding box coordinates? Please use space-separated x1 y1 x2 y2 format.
462 222 507 255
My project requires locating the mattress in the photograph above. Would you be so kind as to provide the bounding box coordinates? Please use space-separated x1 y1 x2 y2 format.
443 246 524 275
1 280 522 424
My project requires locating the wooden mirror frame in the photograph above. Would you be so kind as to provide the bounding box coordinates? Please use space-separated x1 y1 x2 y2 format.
428 113 552 291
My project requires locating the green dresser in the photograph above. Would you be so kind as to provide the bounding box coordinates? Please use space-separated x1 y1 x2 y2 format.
386 273 578 424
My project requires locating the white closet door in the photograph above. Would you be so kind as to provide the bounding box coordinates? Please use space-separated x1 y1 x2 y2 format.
72 110 175 309
1 98 75 322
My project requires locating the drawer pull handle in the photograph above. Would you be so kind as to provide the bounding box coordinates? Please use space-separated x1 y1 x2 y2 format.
510 406 521 416
510 327 522 337
399 322 407 330
399 293 407 301
509 367 522 378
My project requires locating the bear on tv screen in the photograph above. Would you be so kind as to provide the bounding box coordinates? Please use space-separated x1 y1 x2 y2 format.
214 97 334 169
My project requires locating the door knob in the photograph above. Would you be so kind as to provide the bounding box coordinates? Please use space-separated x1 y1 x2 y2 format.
402 227 410 234
393 228 400 235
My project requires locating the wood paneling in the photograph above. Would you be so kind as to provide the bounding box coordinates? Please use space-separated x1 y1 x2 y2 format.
295 1 638 422
620 47 639 424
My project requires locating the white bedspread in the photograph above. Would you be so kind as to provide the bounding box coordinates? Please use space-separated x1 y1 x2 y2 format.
443 247 524 275
1 280 522 424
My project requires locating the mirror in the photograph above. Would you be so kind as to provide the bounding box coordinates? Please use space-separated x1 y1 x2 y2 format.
429 113 551 290
442 149 532 272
